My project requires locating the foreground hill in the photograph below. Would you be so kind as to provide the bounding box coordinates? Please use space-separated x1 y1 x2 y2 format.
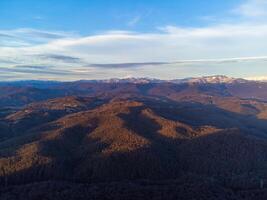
2 77 267 199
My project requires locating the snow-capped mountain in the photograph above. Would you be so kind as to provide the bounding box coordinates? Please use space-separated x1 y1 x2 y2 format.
171 75 248 84
95 75 248 84
94 78 164 84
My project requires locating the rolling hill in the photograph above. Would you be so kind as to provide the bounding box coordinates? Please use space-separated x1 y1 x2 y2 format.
2 76 267 199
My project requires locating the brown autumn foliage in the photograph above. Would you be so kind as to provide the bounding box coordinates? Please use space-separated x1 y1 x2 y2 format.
2 81 267 199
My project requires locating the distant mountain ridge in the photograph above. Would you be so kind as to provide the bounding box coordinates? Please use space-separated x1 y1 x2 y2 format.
175 75 248 84
0 75 251 87
2 75 267 108
96 75 248 84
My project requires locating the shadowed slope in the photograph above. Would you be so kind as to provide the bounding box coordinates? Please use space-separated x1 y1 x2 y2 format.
2 98 267 186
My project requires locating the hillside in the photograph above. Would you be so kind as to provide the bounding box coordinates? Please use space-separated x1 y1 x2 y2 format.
1 77 267 199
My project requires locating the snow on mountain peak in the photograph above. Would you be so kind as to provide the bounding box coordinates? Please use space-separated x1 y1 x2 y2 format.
172 75 247 84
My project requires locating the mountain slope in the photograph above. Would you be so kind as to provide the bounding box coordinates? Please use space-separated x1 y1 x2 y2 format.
2 98 267 186
2 78 267 199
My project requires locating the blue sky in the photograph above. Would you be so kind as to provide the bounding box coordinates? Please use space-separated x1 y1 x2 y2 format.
0 0 241 33
1 0 267 80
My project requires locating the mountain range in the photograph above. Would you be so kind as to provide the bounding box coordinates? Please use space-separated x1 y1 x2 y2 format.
2 75 267 199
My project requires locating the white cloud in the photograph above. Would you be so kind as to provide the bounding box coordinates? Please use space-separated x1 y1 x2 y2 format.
0 28 77 47
234 0 267 18
27 23 267 63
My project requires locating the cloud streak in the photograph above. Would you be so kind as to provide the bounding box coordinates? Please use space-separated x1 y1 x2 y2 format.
37 54 83 63
127 16 142 27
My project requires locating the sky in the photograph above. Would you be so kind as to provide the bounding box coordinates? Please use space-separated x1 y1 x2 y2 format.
1 0 267 81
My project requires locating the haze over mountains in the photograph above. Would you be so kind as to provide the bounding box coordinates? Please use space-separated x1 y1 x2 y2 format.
1 75 267 199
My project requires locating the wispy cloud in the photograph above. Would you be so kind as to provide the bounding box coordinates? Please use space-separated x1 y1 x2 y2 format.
234 0 267 18
0 28 77 47
0 65 71 75
90 62 168 69
37 54 83 63
127 16 142 27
